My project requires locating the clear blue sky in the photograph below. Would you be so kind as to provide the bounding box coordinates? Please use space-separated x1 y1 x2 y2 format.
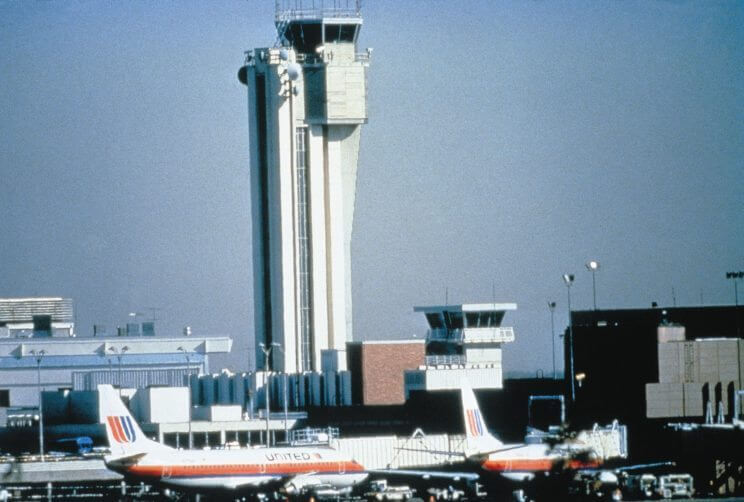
1 1 742 375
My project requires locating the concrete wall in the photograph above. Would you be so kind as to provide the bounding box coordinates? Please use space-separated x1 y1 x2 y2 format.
192 405 242 422
647 338 742 419
130 387 189 424
658 339 742 385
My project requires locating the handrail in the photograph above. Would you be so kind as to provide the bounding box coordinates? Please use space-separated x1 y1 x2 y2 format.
426 327 515 343
275 0 362 22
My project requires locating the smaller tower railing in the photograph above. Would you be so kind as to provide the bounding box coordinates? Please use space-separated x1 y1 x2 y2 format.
426 327 515 344
276 0 361 22
425 354 467 367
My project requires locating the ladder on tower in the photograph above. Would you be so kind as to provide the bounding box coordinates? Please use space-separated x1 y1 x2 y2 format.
274 18 289 48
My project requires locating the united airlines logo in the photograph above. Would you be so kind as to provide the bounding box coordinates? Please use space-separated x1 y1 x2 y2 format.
107 416 137 443
466 409 484 436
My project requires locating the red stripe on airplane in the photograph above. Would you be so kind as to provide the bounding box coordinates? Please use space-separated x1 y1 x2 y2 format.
112 417 128 443
466 410 476 436
482 459 556 472
107 416 125 443
128 461 365 478
567 459 601 469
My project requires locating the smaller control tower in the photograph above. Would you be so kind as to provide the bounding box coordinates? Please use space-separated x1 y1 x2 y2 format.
404 303 517 396
239 1 370 374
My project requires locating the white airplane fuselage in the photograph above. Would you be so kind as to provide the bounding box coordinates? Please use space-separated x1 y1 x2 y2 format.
106 445 367 492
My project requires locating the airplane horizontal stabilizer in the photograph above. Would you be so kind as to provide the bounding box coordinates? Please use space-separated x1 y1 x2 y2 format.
105 452 147 468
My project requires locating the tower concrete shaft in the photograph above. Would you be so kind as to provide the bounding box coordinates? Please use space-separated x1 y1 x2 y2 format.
240 6 369 373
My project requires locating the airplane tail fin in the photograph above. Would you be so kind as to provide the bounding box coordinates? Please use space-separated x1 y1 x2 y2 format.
460 379 503 457
98 384 171 458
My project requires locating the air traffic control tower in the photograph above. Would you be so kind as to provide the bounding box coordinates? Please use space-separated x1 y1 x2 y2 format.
239 1 369 374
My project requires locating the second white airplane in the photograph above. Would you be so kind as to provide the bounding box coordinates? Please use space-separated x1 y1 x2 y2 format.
460 382 599 482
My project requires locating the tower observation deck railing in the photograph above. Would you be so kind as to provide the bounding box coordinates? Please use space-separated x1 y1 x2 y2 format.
426 327 515 344
425 354 467 367
295 51 370 65
276 0 361 22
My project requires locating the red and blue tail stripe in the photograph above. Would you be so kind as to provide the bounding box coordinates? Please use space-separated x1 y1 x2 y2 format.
466 409 484 436
107 416 137 443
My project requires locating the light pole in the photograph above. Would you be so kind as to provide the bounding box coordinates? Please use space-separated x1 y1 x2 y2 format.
283 373 289 442
548 301 557 379
585 260 600 310
563 274 575 403
727 271 744 337
177 347 193 449
29 349 46 461
108 346 129 397
259 342 280 446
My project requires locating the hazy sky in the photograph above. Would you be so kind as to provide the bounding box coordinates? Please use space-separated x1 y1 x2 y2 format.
1 1 742 376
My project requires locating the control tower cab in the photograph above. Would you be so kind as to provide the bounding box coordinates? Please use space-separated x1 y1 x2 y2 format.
274 1 368 125
238 1 370 374
405 303 517 395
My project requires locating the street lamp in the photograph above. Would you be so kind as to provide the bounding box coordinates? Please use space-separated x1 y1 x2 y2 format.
585 260 600 310
259 342 281 446
563 274 576 403
727 271 744 337
108 346 129 397
726 271 743 306
548 301 557 379
29 349 46 461
177 346 193 449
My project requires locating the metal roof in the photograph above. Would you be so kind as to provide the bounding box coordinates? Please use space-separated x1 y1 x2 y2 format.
0 297 74 322
413 303 518 313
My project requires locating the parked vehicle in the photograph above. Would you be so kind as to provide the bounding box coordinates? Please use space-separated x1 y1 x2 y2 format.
365 479 414 501
656 474 693 499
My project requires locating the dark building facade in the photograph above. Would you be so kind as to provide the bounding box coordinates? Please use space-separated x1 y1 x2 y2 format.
564 305 742 428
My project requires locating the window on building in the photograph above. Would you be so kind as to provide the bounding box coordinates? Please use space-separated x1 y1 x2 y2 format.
444 311 464 330
425 313 443 329
465 312 480 328
0 390 9 407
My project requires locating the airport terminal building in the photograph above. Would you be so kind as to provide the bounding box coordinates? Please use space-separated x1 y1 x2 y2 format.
0 297 231 419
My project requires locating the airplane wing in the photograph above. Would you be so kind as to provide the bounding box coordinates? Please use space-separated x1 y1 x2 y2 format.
368 468 479 483
220 475 284 491
393 446 466 458
573 460 676 477
614 461 675 473
396 443 527 458
282 472 321 494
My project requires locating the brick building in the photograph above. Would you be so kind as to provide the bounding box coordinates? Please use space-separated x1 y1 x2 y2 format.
347 340 425 405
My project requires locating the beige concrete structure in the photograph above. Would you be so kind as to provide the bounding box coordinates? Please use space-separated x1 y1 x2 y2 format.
240 3 370 374
646 330 743 419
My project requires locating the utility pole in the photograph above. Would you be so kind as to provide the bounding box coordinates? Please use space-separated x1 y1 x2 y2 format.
548 301 557 379
30 349 46 461
108 346 129 397
563 274 575 403
178 347 193 449
727 271 744 337
259 343 279 446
